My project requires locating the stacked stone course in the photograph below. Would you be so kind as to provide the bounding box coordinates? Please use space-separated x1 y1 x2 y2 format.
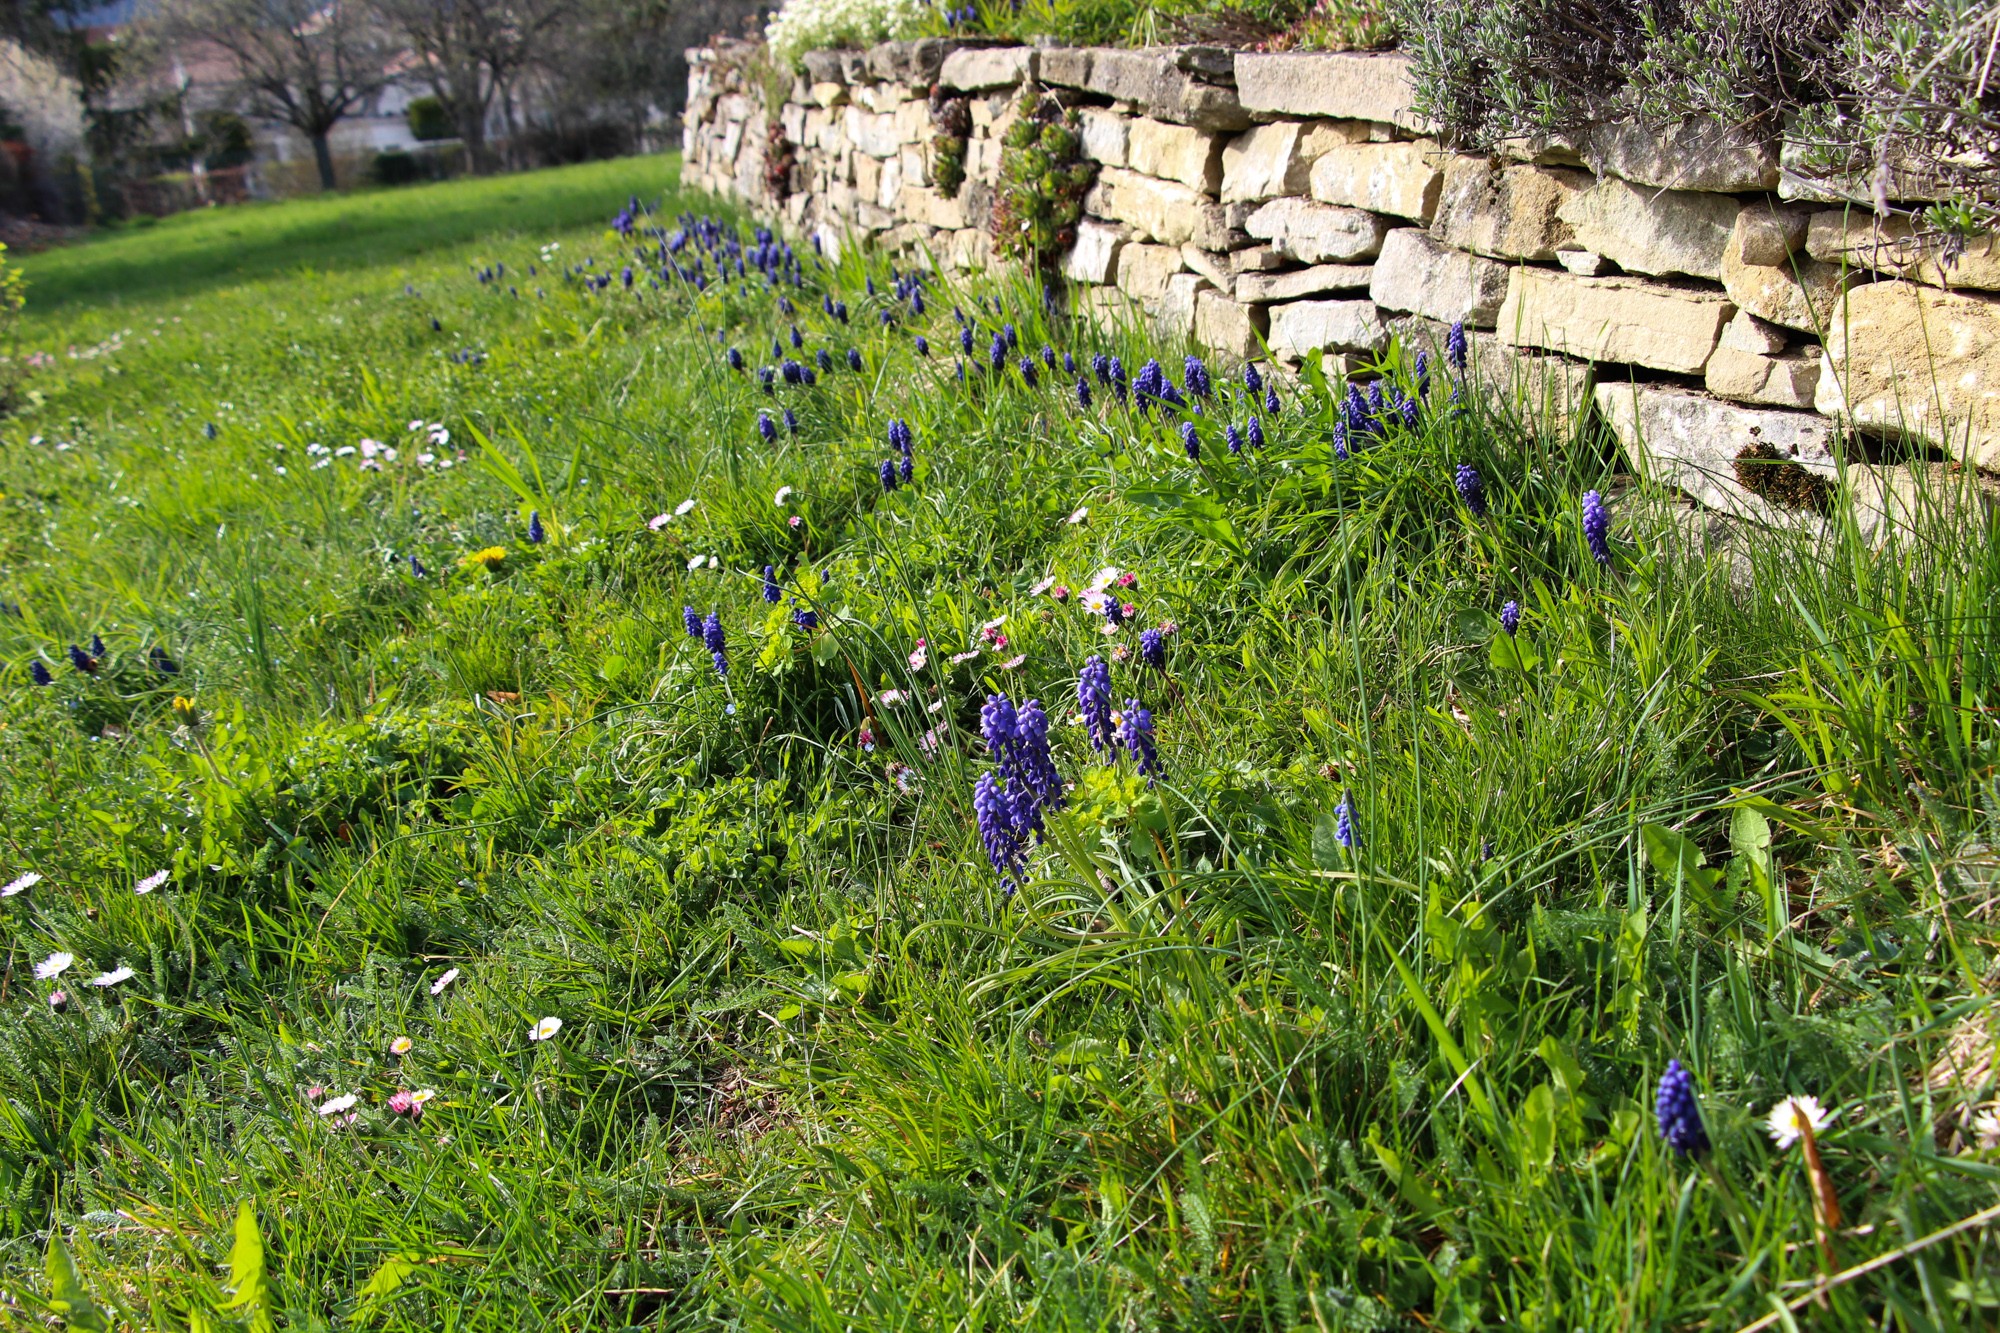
685 39 2000 523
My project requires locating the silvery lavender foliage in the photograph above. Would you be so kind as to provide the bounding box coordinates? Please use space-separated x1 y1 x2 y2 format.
763 565 782 603
1078 655 1114 754
683 606 703 639
1455 464 1486 516
1655 1060 1708 1156
1582 490 1611 565
1226 424 1244 454
974 771 1027 887
1184 355 1212 400
527 511 545 544
758 412 778 443
702 612 728 677
1334 791 1357 848
1247 416 1265 449
880 460 899 492
1181 422 1200 459
1119 699 1160 784
1500 600 1520 636
1446 321 1467 375
1139 629 1166 669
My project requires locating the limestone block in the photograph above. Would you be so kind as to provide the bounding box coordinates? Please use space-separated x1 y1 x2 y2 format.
876 153 904 210
1222 123 1305 203
843 106 902 158
1557 250 1614 276
1309 141 1442 224
895 101 929 144
1269 299 1389 360
854 83 905 113
1159 273 1209 338
1734 202 1812 266
852 153 880 201
1196 289 1268 358
1086 167 1234 248
1369 227 1511 327
1243 196 1388 264
1234 52 1423 132
1579 118 1779 192
1430 157 1587 261
947 227 992 270
1181 244 1232 291
1705 347 1821 409
1086 47 1250 132
803 106 832 149
781 102 807 144
1233 245 1287 273
941 46 1035 91
1063 220 1127 285
1495 269 1734 375
811 82 847 110
1721 210 1844 333
1235 263 1373 303
1079 107 1129 167
900 144 929 189
1720 311 1790 355
1116 242 1186 305
801 50 844 86
898 185 967 232
1805 213 2000 292
1128 118 1222 193
1595 382 1837 527
1557 177 1736 281
1040 47 1092 88
1817 281 2000 468
965 137 1003 183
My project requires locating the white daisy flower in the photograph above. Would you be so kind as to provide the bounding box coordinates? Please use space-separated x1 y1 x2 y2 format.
674 498 697 516
1766 1094 1834 1150
316 1093 358 1116
430 967 460 995
774 485 793 506
879 689 905 705
687 555 707 571
35 952 73 980
409 1089 437 1108
390 1035 413 1055
1067 506 1089 524
648 513 671 531
135 870 168 894
90 966 134 987
1028 577 1055 596
2 871 42 897
529 1016 563 1041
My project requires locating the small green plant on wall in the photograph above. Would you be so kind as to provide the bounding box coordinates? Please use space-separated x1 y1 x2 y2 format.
929 89 971 200
990 87 1097 273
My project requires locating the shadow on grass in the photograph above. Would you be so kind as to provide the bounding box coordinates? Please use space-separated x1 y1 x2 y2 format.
19 155 683 316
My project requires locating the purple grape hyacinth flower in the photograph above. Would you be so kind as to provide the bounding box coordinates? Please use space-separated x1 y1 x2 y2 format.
1583 490 1612 565
915 334 930 356
1019 356 1039 388
784 407 799 434
879 459 898 492
1078 655 1113 754
1500 600 1520 636
1655 1060 1708 1156
1247 416 1265 449
1264 385 1279 415
1139 628 1165 670
1455 464 1486 516
1118 699 1159 785
758 411 778 443
974 770 1026 887
763 565 782 603
1184 355 1211 399
1446 321 1467 375
727 346 744 372
1226 424 1243 454
527 510 546 544
1244 363 1262 395
683 605 703 639
702 611 727 677
1333 791 1357 848
1180 421 1200 460
29 660 51 686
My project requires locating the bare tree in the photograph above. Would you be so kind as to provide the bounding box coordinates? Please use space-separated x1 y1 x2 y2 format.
156 0 400 190
369 0 570 172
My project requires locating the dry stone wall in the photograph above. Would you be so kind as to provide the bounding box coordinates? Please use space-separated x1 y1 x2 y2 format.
684 38 2000 524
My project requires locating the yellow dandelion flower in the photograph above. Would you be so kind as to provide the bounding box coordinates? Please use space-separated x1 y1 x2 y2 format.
460 546 508 571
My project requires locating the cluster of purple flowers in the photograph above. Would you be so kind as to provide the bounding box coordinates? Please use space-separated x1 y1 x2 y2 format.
527 511 545 544
683 606 728 677
1655 1060 1708 1156
973 694 1066 887
1133 359 1186 415
888 419 914 483
1500 600 1520 636
1583 490 1612 565
1078 655 1114 754
1118 700 1160 785
1455 464 1486 517
763 565 782 603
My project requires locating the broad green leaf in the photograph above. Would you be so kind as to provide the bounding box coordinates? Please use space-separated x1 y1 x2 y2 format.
46 1234 110 1333
1520 1084 1557 1168
355 1251 424 1323
1488 632 1538 673
1311 812 1344 870
1728 805 1772 861
1640 823 1723 900
222 1200 276 1333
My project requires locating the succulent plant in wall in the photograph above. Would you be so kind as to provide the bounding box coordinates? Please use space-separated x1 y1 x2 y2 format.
990 87 1097 274
929 87 971 200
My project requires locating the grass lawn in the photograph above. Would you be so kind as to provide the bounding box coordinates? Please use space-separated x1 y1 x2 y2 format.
3 152 2000 1331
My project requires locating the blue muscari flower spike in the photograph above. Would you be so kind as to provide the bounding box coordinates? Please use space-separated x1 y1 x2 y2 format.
1446 321 1467 375
1139 628 1166 669
1103 598 1126 628
816 348 833 372
915 334 930 356
792 603 818 631
1109 357 1128 403
758 411 778 443
1655 1060 1709 1156
205 421 218 439
989 332 1007 369
1367 380 1386 417
771 336 784 359
29 659 51 686
848 348 863 372
89 634 104 658
527 510 546 544
1226 424 1244 454
702 612 727 677
1092 352 1110 385
1400 399 1420 430
410 553 427 578
68 644 96 674
150 645 178 675
1455 464 1486 516
763 565 782 603
879 459 898 492
780 359 802 385
1583 490 1612 565
1265 385 1280 414
1118 699 1159 784
1041 345 1056 369
1334 791 1357 848
759 367 775 394
684 605 703 639
960 327 974 356
1413 349 1429 398
1184 355 1211 399
1500 600 1520 635
1244 363 1262 394
1180 421 1200 459
1018 356 1038 388
1077 376 1092 409
957 360 966 383
835 301 849 324
1078 655 1113 754
727 346 744 371
1003 323 1017 350
1063 351 1076 374
1247 416 1265 449
899 451 913 484
790 325 804 349
974 770 1026 887
1332 420 1349 460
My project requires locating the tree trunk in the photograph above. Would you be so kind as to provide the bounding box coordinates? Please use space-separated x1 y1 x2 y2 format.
460 105 488 174
498 81 518 171
310 130 337 191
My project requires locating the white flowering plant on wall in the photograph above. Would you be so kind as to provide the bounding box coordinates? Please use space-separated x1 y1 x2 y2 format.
766 0 935 68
